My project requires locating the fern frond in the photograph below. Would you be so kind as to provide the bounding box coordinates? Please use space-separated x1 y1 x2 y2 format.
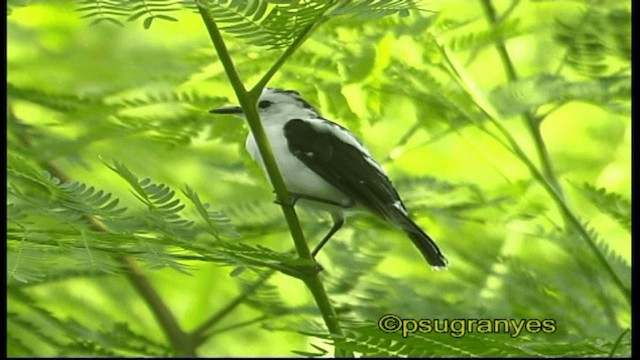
237 273 290 316
127 0 181 29
106 161 195 234
10 158 300 279
182 185 240 239
77 0 184 28
7 227 128 285
324 234 387 295
327 0 416 19
577 220 630 288
77 0 130 26
203 0 273 46
214 242 298 269
221 200 285 236
8 289 176 356
531 226 630 330
77 0 420 47
112 113 206 147
8 154 127 225
56 181 128 219
205 0 419 49
102 90 236 145
8 158 200 282
383 60 485 131
90 322 176 356
7 83 101 113
575 183 631 232
448 17 523 51
213 0 335 49
554 4 631 77
108 89 226 110
489 73 631 116
392 175 531 226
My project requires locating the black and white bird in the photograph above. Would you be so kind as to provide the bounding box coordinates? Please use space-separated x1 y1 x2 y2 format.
210 88 448 269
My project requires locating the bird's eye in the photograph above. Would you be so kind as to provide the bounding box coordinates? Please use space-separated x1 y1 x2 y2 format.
258 100 273 109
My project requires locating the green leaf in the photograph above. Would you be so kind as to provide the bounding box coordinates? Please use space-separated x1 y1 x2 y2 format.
577 183 630 232
143 16 154 29
229 266 246 277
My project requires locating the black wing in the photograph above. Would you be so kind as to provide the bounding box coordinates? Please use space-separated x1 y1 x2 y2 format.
284 118 448 268
283 118 402 219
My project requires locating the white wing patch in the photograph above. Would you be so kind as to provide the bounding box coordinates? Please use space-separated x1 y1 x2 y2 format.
392 200 408 215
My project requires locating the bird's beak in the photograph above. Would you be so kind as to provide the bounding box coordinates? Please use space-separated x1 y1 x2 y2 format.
209 105 243 115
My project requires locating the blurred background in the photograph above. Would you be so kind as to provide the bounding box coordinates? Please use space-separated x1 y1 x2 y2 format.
7 0 630 356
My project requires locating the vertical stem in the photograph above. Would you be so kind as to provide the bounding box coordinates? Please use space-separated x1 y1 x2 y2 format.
479 0 565 200
196 4 349 356
196 2 308 259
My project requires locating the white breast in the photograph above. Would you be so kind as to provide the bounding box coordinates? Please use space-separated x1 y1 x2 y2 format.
245 123 352 210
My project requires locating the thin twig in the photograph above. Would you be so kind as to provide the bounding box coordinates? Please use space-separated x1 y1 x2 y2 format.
479 0 565 200
192 272 273 344
608 328 630 357
251 23 320 96
203 315 271 337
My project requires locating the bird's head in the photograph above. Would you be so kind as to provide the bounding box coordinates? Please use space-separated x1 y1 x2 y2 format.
209 88 319 120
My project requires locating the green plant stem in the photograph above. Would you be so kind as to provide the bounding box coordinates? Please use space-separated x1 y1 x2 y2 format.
437 42 631 305
303 276 347 347
251 23 319 96
204 315 271 337
477 0 629 306
192 272 272 343
196 4 349 356
197 3 306 258
121 256 196 356
608 328 630 357
7 106 197 355
479 0 565 200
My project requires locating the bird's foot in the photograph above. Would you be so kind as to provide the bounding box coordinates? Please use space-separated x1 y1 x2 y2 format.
273 191 301 207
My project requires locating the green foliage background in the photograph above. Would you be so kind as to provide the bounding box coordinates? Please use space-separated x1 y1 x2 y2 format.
7 0 631 356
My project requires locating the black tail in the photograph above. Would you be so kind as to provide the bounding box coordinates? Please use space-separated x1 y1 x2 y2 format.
391 210 448 269
405 226 448 269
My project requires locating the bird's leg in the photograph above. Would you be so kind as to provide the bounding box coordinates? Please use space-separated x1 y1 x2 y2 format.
272 192 351 258
311 215 345 258
273 192 355 209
